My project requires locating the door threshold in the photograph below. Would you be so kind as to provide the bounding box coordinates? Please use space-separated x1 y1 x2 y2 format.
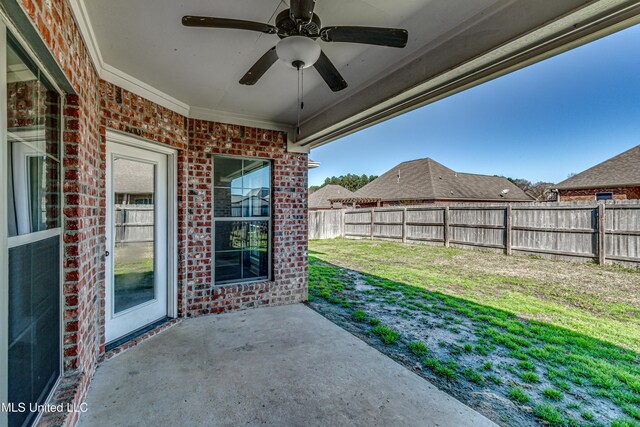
105 316 172 352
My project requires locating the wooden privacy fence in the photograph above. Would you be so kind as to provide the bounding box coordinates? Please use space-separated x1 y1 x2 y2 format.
310 202 640 266
309 209 344 240
114 205 154 244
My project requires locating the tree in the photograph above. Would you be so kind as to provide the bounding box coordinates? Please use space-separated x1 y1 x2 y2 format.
310 174 378 193
501 176 556 201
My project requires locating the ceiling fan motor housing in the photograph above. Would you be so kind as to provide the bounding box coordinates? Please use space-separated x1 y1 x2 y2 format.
276 10 322 38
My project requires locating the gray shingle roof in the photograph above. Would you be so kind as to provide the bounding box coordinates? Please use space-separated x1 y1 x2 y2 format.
114 158 154 194
351 158 532 202
556 145 640 190
309 185 354 209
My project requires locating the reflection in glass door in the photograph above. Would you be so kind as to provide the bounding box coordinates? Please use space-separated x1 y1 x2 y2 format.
105 142 168 343
113 158 156 313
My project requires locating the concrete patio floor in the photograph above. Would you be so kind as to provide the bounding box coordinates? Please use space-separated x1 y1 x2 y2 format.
78 304 496 427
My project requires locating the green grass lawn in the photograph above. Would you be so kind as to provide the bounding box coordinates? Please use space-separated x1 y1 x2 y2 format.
310 239 640 352
114 252 154 291
309 238 640 427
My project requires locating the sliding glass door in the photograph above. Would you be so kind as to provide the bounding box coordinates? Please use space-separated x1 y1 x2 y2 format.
1 27 62 427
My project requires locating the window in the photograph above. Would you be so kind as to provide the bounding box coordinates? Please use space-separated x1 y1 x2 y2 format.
4 33 61 427
596 192 613 201
213 157 271 284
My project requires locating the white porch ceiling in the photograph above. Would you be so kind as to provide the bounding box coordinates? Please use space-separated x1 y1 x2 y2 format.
77 0 640 149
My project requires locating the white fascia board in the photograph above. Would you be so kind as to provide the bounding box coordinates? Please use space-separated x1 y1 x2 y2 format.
294 0 640 149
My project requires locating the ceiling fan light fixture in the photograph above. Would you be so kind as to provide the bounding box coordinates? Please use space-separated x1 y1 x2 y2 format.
276 36 321 69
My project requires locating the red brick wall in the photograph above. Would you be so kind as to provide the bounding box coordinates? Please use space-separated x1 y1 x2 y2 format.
188 120 308 315
559 187 640 201
17 0 103 400
14 1 308 426
98 81 190 324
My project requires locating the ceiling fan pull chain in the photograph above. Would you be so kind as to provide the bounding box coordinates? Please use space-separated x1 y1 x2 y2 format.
297 65 301 135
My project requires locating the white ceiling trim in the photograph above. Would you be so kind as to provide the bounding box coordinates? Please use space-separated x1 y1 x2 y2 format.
67 0 301 133
68 0 188 116
100 63 190 117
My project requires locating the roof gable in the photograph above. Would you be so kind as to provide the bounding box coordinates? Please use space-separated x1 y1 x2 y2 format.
556 145 640 190
309 185 354 209
353 158 532 201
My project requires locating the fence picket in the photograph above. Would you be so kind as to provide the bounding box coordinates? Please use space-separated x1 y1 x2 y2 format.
309 201 640 267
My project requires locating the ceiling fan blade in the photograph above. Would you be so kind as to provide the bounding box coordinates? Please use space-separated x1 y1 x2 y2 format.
314 51 347 92
182 16 277 34
321 26 408 48
290 0 316 22
239 47 279 85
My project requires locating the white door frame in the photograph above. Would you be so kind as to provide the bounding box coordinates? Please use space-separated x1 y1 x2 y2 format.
105 130 178 343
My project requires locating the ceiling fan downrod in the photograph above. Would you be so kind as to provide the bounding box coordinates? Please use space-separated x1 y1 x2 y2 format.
295 61 305 135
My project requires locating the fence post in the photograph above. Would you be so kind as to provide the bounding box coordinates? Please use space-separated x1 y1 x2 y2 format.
505 205 512 255
598 203 606 265
402 207 407 243
370 208 375 240
341 209 346 238
443 206 450 247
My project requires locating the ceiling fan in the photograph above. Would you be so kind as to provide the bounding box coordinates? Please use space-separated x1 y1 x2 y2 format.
182 0 409 92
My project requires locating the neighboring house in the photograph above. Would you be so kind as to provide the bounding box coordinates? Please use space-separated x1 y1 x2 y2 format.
309 184 354 210
555 145 640 201
332 158 533 208
113 157 155 205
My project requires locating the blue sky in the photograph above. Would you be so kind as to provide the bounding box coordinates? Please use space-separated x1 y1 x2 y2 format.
309 24 640 187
